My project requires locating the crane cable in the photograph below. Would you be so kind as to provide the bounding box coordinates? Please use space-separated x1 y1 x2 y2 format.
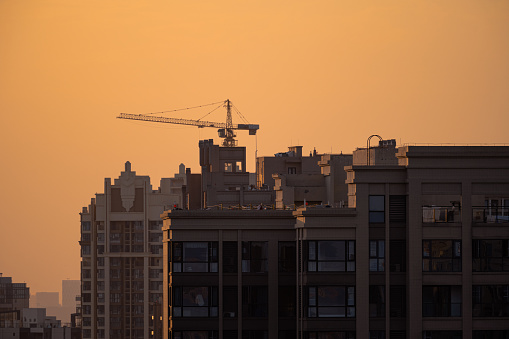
196 103 224 122
231 103 250 124
142 100 225 115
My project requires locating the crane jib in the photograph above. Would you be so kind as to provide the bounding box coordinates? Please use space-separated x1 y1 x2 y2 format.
117 113 259 131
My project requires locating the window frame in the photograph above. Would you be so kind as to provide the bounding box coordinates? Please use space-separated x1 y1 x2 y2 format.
307 286 356 318
422 240 462 272
307 240 355 272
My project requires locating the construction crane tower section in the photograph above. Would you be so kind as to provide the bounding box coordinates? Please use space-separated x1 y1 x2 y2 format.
117 99 259 147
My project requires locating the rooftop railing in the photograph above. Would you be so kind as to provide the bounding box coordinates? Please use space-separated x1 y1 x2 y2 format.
422 206 460 223
472 207 509 223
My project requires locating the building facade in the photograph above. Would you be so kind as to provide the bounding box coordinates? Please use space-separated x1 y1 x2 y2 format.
162 144 509 339
80 162 185 339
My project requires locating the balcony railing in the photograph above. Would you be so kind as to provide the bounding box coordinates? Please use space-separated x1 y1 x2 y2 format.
472 207 509 223
422 206 460 223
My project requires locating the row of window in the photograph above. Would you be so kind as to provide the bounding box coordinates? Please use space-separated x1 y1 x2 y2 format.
163 331 509 339
167 284 508 319
168 239 509 274
169 240 403 273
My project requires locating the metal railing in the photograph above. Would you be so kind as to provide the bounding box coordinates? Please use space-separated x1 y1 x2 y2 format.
422 206 460 223
472 207 509 223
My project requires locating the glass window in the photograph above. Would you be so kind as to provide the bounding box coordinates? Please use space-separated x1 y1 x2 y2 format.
307 286 355 318
171 242 218 273
307 241 355 272
370 240 385 272
390 286 406 318
279 242 296 273
423 331 462 339
369 285 385 317
172 286 218 318
279 286 296 317
473 240 509 272
473 330 509 339
81 221 91 231
242 286 268 317
422 240 461 272
223 241 238 273
390 240 406 272
369 331 386 339
242 242 268 273
369 195 385 223
305 332 356 339
242 331 267 339
472 285 509 317
223 286 237 318
422 286 462 317
173 331 218 339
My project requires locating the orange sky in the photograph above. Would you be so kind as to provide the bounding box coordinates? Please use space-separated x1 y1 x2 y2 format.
1 0 508 294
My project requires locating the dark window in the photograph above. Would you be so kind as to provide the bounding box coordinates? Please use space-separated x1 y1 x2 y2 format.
172 286 218 317
390 286 406 317
305 332 356 339
171 242 218 273
279 285 296 317
390 331 406 339
472 285 509 317
288 167 297 174
81 221 91 231
423 331 462 339
423 240 461 272
390 240 406 272
242 242 268 273
369 285 385 317
279 242 296 272
279 332 297 339
223 286 237 318
473 330 509 339
422 286 462 317
307 286 355 318
473 240 509 272
173 331 218 339
242 286 268 317
307 241 355 272
369 195 385 223
242 331 268 339
369 240 385 272
369 331 385 339
223 242 238 273
389 195 406 223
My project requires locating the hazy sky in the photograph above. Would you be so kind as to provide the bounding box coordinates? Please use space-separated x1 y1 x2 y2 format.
1 0 508 293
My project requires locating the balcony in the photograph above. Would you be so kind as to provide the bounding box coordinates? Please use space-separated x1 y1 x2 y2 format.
422 206 460 223
472 207 509 223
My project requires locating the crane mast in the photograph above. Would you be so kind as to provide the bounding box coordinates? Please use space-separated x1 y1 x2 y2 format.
117 99 258 147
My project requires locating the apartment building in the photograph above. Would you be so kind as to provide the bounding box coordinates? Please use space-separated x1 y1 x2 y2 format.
162 141 509 339
0 274 30 329
80 162 186 339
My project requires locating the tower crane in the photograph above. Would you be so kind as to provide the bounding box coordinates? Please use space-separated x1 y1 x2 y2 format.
117 99 259 147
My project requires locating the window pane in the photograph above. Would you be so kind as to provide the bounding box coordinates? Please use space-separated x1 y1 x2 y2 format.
370 196 385 211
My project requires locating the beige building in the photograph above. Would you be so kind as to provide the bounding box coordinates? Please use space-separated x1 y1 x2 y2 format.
256 146 323 190
162 142 509 339
200 139 272 208
80 162 186 339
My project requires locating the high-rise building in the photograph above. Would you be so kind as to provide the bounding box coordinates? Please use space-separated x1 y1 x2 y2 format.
0 273 30 328
162 141 509 339
80 162 185 339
